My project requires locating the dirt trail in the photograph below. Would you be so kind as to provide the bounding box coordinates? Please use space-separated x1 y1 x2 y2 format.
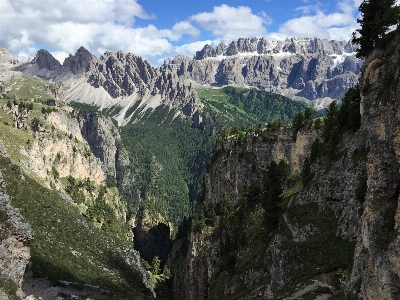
282 212 297 238
284 280 332 300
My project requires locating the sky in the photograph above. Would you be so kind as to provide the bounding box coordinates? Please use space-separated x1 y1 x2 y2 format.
0 0 366 66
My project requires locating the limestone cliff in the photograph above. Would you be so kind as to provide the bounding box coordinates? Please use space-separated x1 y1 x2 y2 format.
164 37 363 106
169 32 400 300
345 32 400 299
0 98 132 241
204 129 318 207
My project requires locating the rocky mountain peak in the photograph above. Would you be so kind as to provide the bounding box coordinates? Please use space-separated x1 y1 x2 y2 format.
194 44 214 60
63 46 97 75
193 37 358 60
87 50 158 98
194 43 228 60
31 49 62 71
0 48 18 65
171 54 191 65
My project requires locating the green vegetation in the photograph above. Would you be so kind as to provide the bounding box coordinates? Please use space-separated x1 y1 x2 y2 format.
352 0 400 58
222 87 309 124
301 86 362 183
0 278 19 300
2 73 61 103
140 256 172 298
117 87 313 231
1 156 152 299
63 175 131 242
198 86 309 125
262 160 290 231
284 204 356 273
292 107 316 140
192 166 355 299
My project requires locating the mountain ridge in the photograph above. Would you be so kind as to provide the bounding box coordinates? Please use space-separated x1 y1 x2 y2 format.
4 36 362 126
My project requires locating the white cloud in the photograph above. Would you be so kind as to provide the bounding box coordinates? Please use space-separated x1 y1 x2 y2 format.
190 5 269 40
8 0 153 26
173 40 214 58
273 0 361 41
160 21 201 42
0 0 200 64
0 0 386 67
50 51 70 64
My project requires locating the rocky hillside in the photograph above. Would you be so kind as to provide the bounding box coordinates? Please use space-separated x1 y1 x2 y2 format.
0 71 158 298
168 31 400 299
163 37 363 107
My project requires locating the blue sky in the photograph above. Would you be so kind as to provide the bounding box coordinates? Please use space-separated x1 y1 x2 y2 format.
0 0 364 66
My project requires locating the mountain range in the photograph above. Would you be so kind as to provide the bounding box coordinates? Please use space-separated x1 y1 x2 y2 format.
9 37 362 125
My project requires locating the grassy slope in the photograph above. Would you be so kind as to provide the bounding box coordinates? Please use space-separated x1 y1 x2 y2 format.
2 156 152 299
3 73 60 101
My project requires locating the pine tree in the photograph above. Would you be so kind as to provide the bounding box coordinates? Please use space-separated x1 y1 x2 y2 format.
353 0 400 58
151 256 161 275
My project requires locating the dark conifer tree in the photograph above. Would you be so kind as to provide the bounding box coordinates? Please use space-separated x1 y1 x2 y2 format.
353 0 400 58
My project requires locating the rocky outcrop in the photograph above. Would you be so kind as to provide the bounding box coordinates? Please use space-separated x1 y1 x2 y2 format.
204 129 317 206
77 111 121 181
86 50 157 98
194 43 227 60
63 46 96 75
32 49 62 71
18 37 362 124
0 170 34 298
18 48 201 123
0 49 18 65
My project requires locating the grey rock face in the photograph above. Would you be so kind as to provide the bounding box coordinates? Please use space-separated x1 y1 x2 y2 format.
168 129 319 300
63 46 96 75
86 50 158 98
0 171 34 298
171 37 364 102
31 49 62 71
345 34 400 300
204 129 318 207
195 43 228 60
76 111 121 181
21 37 362 121
23 47 201 120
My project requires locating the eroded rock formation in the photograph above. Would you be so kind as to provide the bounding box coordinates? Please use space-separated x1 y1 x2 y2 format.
0 170 34 298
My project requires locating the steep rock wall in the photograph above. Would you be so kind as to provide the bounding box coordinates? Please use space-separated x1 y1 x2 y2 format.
0 170 34 298
169 32 400 300
204 129 317 206
346 33 400 300
168 128 318 299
